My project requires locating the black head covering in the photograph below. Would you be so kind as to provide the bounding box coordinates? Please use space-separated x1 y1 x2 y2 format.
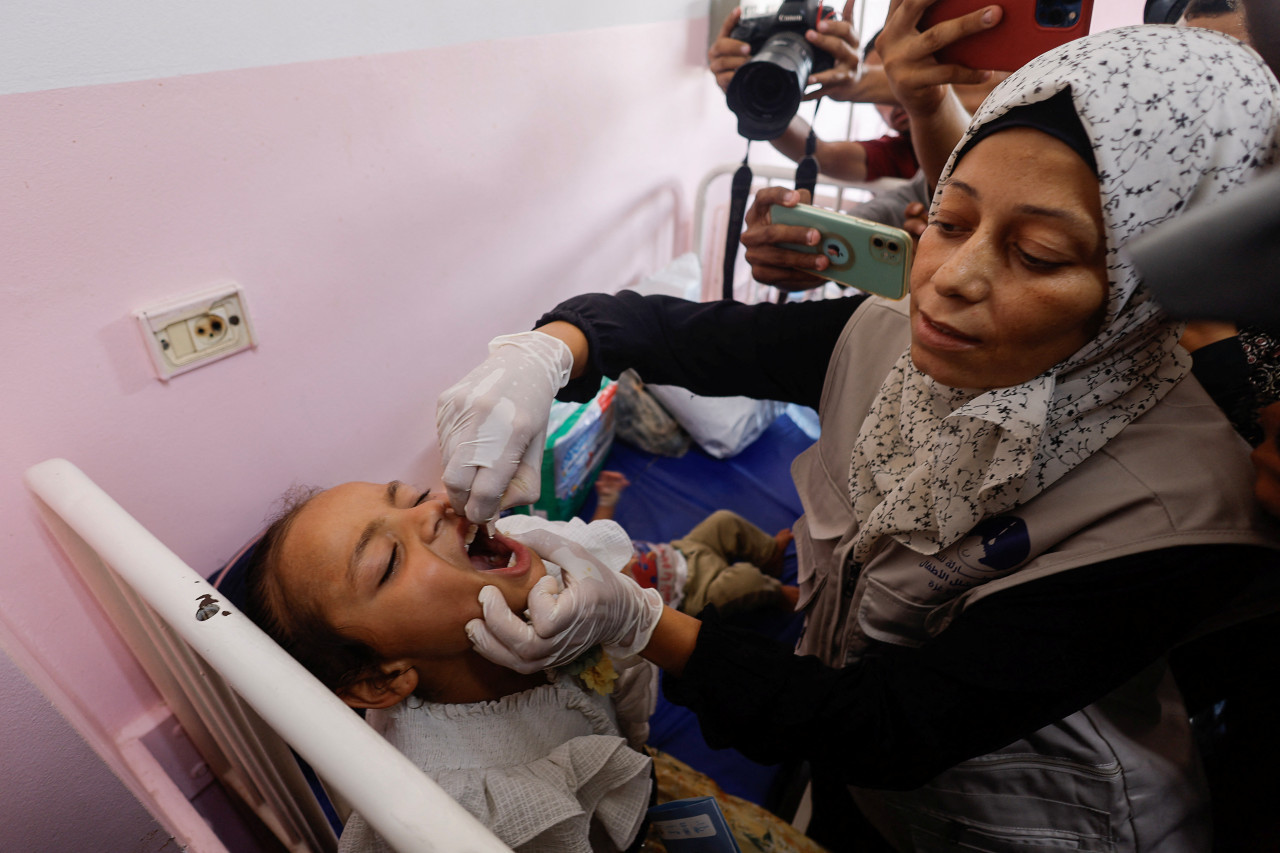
956 88 1097 175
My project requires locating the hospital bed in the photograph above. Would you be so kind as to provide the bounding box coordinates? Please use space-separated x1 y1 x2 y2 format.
20 164 900 851
23 435 812 853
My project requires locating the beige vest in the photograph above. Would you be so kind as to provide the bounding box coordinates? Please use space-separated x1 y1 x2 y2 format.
790 297 1280 851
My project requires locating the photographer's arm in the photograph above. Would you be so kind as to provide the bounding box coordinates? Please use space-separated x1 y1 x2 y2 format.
879 0 1002 192
902 89 972 194
770 116 873 183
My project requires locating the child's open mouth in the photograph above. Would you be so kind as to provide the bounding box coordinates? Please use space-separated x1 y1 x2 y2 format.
463 523 520 571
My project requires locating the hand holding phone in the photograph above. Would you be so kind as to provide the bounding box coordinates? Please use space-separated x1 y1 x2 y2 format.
919 0 1095 73
770 203 912 299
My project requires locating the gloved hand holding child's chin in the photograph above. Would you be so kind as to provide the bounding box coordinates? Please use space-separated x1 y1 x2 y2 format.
436 331 573 523
465 524 664 673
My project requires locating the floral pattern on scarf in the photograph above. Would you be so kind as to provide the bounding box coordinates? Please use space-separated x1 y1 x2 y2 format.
849 26 1280 562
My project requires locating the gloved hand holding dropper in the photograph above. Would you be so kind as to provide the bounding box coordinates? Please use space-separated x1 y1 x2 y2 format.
437 322 684 674
436 330 574 524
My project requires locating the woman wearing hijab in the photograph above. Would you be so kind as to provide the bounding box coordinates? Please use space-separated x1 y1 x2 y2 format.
440 25 1280 850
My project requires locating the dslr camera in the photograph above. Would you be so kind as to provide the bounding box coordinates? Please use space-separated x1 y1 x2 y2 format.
726 0 837 141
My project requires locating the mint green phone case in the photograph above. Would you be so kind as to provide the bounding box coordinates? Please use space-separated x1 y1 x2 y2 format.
772 203 912 299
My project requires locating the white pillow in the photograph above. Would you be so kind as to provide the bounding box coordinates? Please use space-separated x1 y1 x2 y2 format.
645 386 785 459
625 252 786 458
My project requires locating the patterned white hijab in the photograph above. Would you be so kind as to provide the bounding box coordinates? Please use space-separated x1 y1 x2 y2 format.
848 25 1280 563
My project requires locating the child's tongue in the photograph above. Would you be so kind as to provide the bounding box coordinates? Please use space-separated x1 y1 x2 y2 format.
467 525 514 571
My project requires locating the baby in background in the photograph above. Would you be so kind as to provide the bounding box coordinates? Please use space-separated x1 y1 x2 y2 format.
592 471 800 616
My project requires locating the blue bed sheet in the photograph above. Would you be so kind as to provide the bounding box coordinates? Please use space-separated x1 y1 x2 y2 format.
576 411 817 807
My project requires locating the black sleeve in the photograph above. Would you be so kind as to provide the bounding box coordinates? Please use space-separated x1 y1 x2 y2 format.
1191 336 1259 444
663 543 1273 790
537 290 865 408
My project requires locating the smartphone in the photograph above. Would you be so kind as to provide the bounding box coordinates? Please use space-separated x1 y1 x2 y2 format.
918 0 1095 73
771 203 912 299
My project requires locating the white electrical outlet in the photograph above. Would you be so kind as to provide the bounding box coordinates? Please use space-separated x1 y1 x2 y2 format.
136 284 257 380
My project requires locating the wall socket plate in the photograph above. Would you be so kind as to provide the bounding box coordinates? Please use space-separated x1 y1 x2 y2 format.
136 284 257 380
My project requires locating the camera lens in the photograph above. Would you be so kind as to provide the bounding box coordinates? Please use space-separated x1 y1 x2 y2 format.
888 242 899 252
736 63 794 115
726 30 814 140
873 237 884 248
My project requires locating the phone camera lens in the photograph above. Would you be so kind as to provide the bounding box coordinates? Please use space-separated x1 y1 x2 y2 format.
1036 0 1078 28
873 237 884 248
888 242 899 252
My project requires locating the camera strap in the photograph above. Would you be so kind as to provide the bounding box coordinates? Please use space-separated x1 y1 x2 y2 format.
721 100 823 301
722 142 754 300
795 97 822 201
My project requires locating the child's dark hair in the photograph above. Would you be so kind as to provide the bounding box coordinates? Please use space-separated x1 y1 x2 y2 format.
242 486 390 696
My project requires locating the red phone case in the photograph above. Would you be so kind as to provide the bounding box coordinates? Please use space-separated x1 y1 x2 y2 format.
917 0 1095 73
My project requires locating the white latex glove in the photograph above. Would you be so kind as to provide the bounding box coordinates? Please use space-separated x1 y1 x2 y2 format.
465 525 664 673
436 331 573 523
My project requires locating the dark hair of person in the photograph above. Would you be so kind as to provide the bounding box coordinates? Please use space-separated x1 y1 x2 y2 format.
1184 0 1241 16
863 27 883 59
242 486 392 696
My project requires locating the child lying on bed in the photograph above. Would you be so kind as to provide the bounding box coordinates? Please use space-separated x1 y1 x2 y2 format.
241 480 828 853
242 481 656 853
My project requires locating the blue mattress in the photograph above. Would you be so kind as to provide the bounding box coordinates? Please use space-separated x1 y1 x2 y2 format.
576 411 817 807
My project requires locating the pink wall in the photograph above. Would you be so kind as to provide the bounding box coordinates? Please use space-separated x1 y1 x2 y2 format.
0 18 741 849
1091 0 1147 32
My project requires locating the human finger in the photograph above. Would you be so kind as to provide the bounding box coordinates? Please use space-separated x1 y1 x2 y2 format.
805 18 859 93
495 427 546 512
709 48 750 72
749 263 830 291
707 6 749 94
804 65 857 100
744 239 831 275
908 0 1003 63
741 219 821 252
466 586 551 673
893 59 994 89
903 203 928 250
709 52 750 93
440 454 479 520
808 19 860 58
716 5 742 42
903 202 928 234
461 466 512 524
807 18 860 62
460 410 545 522
466 618 547 673
745 187 807 228
524 571 590 637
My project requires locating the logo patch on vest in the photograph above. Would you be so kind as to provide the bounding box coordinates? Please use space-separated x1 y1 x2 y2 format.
955 516 1031 577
